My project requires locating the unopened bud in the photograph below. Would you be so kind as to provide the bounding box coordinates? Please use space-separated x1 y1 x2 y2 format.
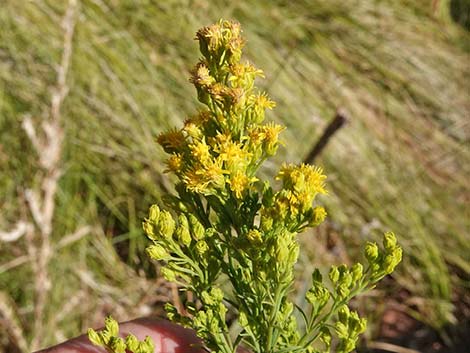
87 329 103 346
310 206 327 226
247 229 263 245
196 240 209 255
239 311 248 327
110 337 126 353
176 214 191 246
146 244 170 260
189 215 205 240
161 267 176 281
104 316 119 336
158 211 175 239
149 204 160 224
125 334 139 352
142 220 156 240
329 266 340 283
351 263 363 282
365 242 379 262
383 231 397 251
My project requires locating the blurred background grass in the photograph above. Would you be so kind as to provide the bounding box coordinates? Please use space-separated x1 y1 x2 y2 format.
0 0 469 352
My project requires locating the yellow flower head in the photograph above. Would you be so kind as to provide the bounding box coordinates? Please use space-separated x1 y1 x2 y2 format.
196 23 225 51
192 110 212 125
278 163 327 196
215 137 252 172
262 123 284 145
260 122 285 155
199 159 226 189
248 126 266 146
165 154 183 174
183 119 203 139
228 62 264 89
208 83 230 102
255 92 276 110
313 206 327 225
275 164 327 215
190 62 215 88
228 171 257 199
183 169 209 194
247 229 263 245
189 139 211 164
157 129 186 153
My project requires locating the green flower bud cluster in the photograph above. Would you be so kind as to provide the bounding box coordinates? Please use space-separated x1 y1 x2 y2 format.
260 165 327 233
90 19 401 353
142 204 216 286
366 231 403 281
335 306 367 353
88 316 154 353
298 232 401 353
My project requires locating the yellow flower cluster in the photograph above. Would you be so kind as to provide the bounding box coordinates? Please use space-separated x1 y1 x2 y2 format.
92 20 401 353
276 163 327 211
156 20 281 199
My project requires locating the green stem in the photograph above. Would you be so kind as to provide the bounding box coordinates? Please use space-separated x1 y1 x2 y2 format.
266 277 288 353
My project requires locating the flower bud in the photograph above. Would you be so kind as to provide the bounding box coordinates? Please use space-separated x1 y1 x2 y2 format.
338 305 350 323
238 310 248 327
383 251 401 274
211 287 224 302
320 327 332 348
149 204 160 224
329 266 340 283
125 334 139 352
275 236 290 262
208 311 219 333
351 263 363 282
110 337 126 353
196 240 209 255
342 272 353 289
205 227 216 238
358 317 367 333
260 214 273 231
104 316 119 336
312 268 322 283
141 337 155 353
189 215 205 240
176 214 191 246
335 322 349 339
383 231 397 251
158 211 175 239
142 220 156 240
146 244 170 260
201 290 213 305
288 242 300 264
247 229 263 245
310 206 327 226
87 329 103 346
337 283 350 299
365 242 379 262
161 267 176 281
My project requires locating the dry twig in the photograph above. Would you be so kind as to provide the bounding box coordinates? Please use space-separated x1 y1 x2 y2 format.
303 109 349 164
0 291 29 353
20 1 78 350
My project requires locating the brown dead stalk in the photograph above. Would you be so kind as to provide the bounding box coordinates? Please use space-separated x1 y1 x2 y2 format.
0 1 80 351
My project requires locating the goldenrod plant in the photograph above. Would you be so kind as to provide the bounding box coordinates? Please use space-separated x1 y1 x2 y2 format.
89 20 401 353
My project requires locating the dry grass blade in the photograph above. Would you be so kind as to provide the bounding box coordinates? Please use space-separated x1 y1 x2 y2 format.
0 291 28 353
